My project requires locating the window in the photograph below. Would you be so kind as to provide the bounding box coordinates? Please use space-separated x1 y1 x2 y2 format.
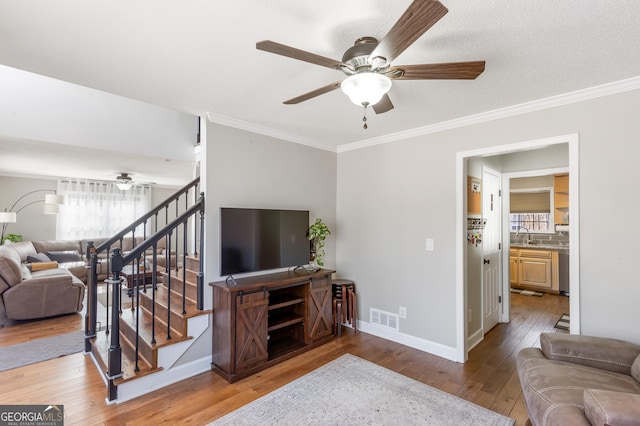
57 180 151 240
509 187 554 234
509 213 551 232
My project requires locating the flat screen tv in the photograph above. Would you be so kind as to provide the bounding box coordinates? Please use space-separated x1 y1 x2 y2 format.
220 207 310 276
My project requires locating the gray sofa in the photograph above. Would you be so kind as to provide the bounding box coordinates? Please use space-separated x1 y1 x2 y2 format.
0 244 85 320
517 332 640 425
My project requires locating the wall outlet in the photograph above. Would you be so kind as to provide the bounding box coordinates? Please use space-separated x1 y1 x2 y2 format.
425 238 434 251
399 306 407 319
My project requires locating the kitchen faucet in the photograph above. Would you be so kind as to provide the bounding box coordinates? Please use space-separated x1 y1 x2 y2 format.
516 226 531 244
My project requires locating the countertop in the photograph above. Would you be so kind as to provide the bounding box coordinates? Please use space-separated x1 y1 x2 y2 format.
510 243 570 254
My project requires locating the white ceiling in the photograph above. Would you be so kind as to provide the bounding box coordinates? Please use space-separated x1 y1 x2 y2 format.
1 0 640 181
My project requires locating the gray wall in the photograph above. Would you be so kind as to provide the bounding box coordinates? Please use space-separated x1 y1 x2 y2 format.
0 175 57 241
203 123 337 287
337 87 640 352
177 122 338 365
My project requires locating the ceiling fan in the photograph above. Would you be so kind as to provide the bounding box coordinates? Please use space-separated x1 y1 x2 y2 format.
115 172 134 190
257 0 485 128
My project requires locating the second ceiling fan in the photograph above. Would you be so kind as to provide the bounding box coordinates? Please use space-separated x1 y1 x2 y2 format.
257 0 485 127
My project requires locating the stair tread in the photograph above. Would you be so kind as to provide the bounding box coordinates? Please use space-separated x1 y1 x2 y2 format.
138 286 210 318
91 329 162 384
120 306 191 346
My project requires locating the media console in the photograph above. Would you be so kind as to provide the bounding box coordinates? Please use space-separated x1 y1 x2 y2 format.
210 268 335 383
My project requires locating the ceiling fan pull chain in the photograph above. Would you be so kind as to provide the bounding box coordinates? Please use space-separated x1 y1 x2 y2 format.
362 102 369 129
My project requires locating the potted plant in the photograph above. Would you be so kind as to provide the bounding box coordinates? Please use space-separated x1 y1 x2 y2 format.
4 233 23 244
307 218 331 270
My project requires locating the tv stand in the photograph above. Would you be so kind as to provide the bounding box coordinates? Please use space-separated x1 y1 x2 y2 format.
210 268 335 383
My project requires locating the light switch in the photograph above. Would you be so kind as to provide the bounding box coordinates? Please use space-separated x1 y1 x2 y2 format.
425 238 434 251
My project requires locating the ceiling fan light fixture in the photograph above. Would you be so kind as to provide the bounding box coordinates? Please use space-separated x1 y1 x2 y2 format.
115 172 133 191
116 182 132 191
341 72 392 107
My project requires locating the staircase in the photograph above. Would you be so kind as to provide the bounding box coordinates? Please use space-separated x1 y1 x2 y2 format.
84 178 210 403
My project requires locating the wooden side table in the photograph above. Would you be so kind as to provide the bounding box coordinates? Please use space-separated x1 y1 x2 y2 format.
121 265 162 296
332 279 357 337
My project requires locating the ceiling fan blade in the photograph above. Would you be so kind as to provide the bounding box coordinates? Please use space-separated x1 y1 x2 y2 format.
372 94 394 114
257 40 345 70
283 81 343 104
370 0 448 64
391 61 485 80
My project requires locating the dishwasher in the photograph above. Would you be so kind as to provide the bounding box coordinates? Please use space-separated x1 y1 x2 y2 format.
558 251 570 295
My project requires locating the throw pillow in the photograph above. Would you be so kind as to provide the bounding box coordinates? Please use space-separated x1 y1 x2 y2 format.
21 264 32 280
46 250 82 263
27 252 51 263
632 352 640 383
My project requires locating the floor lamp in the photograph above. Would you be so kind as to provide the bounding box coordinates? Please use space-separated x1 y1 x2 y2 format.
0 189 64 243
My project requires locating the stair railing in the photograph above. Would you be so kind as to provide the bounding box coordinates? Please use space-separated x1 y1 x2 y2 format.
83 177 203 401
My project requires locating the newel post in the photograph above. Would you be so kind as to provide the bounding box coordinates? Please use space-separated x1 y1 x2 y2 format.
84 241 98 353
107 248 124 401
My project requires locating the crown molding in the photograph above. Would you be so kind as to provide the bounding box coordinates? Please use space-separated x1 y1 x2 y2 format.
205 76 640 154
206 112 337 153
337 75 640 153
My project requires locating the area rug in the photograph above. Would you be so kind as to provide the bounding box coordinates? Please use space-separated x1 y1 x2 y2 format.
510 288 544 297
554 313 570 330
0 329 84 372
210 354 514 426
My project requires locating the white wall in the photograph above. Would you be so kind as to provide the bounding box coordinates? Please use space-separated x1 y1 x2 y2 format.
0 65 197 161
337 87 640 356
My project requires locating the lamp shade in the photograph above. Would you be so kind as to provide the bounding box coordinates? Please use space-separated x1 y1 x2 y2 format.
341 72 392 106
45 193 64 205
0 212 17 223
43 204 60 215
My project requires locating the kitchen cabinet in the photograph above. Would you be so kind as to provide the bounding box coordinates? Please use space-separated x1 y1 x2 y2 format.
554 174 569 225
510 248 559 294
509 249 519 285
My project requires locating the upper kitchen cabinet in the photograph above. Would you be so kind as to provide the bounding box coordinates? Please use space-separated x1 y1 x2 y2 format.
554 174 569 225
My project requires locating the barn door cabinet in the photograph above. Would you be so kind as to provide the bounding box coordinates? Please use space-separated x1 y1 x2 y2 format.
210 268 334 383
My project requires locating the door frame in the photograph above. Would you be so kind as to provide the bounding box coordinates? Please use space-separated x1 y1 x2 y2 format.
455 133 580 362
500 166 569 323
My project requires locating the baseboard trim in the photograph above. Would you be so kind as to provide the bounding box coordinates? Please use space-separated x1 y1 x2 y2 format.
357 321 459 362
467 328 483 352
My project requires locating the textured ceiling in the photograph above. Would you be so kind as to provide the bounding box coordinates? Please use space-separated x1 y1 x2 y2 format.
1 0 640 180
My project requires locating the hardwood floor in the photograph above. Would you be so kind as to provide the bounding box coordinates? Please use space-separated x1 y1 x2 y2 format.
0 292 568 425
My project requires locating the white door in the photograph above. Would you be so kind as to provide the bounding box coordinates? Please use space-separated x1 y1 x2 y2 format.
482 167 502 333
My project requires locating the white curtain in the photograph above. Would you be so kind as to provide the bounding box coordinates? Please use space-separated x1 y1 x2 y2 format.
57 180 151 240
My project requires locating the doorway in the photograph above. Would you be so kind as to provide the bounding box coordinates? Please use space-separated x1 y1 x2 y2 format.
455 134 580 362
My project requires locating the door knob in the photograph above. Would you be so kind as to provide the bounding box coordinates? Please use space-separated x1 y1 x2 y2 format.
483 259 490 264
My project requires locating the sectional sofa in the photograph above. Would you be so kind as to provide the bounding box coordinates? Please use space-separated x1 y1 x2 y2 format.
0 237 173 320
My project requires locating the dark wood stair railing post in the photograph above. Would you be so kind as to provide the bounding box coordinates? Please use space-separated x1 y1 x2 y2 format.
107 248 124 401
84 241 98 353
197 205 205 310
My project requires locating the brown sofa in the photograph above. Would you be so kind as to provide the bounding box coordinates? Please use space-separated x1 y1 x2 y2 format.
0 237 176 321
0 244 85 320
517 332 640 425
